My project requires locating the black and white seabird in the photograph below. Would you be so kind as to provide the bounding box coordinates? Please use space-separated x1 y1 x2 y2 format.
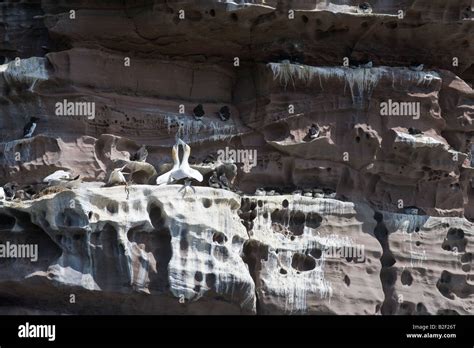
209 171 221 189
107 166 128 186
203 154 216 164
409 64 424 72
359 61 373 68
3 182 18 200
309 124 320 139
408 127 422 135
358 2 373 14
219 173 231 190
218 106 230 121
193 104 205 121
23 117 40 138
131 145 148 162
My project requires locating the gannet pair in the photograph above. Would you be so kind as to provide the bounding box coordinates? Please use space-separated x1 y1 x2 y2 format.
156 138 203 185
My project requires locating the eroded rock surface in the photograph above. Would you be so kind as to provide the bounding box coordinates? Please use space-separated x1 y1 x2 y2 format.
0 0 473 314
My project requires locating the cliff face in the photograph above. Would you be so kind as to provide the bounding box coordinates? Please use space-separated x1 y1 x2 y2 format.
0 0 473 314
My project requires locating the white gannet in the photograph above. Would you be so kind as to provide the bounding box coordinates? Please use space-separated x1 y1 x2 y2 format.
107 166 128 186
43 170 71 185
173 138 203 182
156 142 181 185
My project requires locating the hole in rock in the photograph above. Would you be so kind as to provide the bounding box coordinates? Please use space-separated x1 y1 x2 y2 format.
0 214 15 230
440 271 451 283
205 273 216 288
106 202 119 214
401 270 413 286
461 253 472 263
344 275 350 286
230 13 238 21
271 209 307 235
310 248 322 259
149 202 165 229
280 268 287 275
212 232 228 244
291 253 316 272
305 212 322 229
301 15 308 23
282 199 289 208
212 245 230 262
442 228 467 252
180 230 189 251
195 271 203 282
202 198 212 208
209 9 215 16
355 136 361 143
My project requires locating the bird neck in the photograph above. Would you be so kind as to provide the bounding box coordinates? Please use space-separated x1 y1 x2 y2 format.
181 145 190 164
172 146 180 168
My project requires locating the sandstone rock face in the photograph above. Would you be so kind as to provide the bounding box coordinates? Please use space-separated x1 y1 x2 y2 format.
0 0 473 314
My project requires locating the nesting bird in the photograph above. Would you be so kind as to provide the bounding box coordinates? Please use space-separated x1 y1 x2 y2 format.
193 104 205 121
409 64 424 72
131 145 148 162
43 170 78 186
219 173 231 190
408 127 422 135
3 182 18 200
107 166 128 186
23 117 40 138
203 153 216 164
358 2 373 14
359 61 373 68
209 171 221 189
308 124 320 139
218 106 231 121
